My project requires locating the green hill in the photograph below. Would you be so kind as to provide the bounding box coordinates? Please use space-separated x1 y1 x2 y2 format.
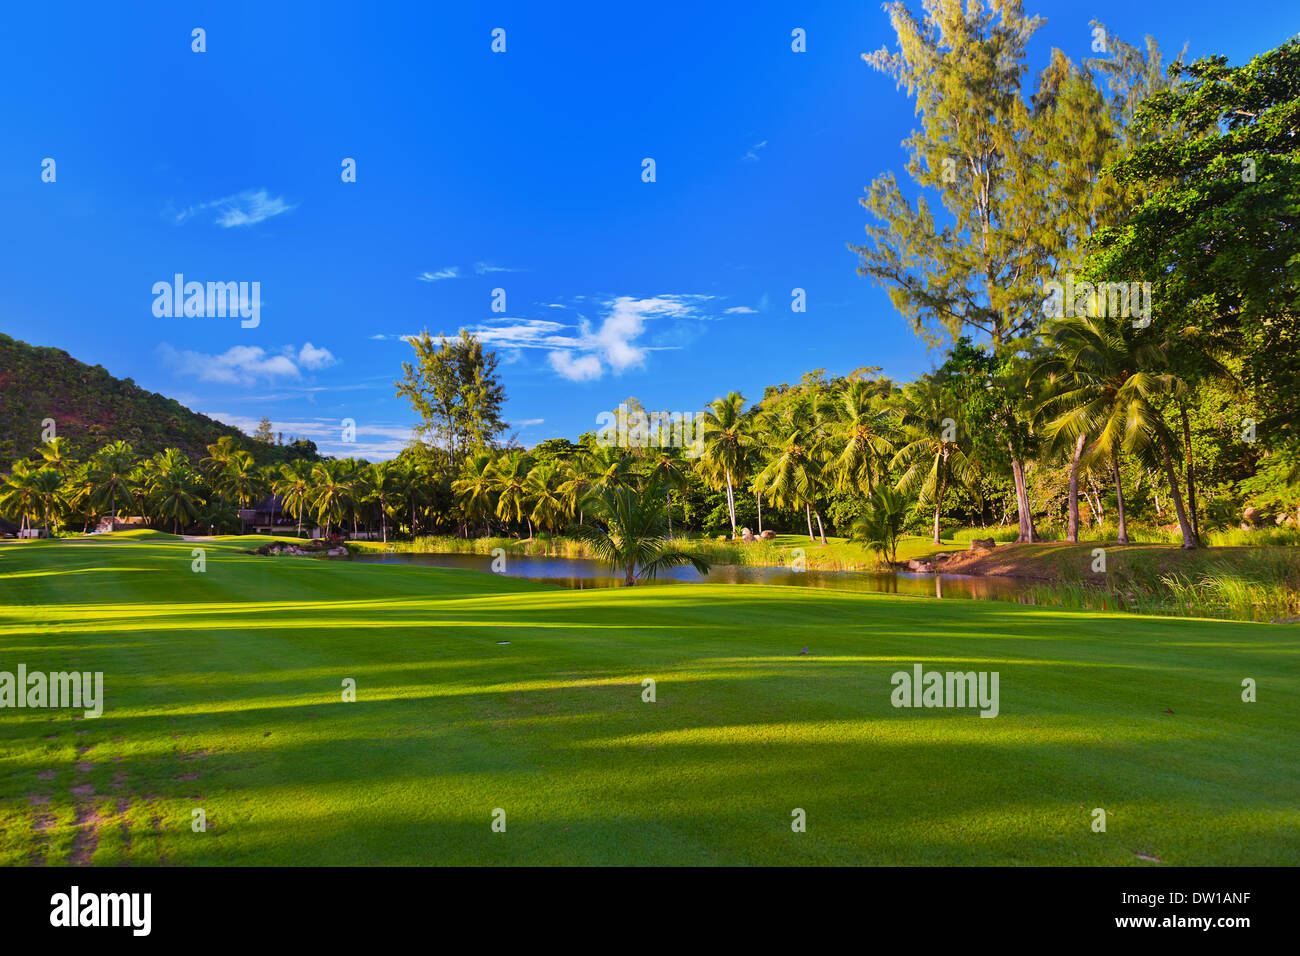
0 332 272 463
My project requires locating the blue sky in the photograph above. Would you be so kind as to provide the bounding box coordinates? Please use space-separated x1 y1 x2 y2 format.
1 1 1291 459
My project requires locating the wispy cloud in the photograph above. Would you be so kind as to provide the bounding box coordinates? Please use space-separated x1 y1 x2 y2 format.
531 294 712 382
724 306 757 314
157 342 337 386
474 262 524 274
173 188 296 228
743 140 768 162
418 267 459 282
408 293 740 383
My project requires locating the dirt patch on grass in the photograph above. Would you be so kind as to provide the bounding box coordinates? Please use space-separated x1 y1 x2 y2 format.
69 800 105 866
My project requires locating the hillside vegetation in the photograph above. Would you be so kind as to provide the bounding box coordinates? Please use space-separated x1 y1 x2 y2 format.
0 332 255 463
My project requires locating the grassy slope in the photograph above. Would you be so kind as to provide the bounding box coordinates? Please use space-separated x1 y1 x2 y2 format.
0 535 1296 866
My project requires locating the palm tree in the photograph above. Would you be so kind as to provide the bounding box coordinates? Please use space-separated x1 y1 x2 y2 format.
1035 314 1198 548
891 380 976 545
38 438 76 477
849 484 907 566
826 378 896 499
217 451 265 533
585 446 633 492
310 459 352 538
752 397 828 543
141 448 202 533
523 461 567 533
271 460 314 538
558 457 594 526
392 456 428 538
345 459 372 537
368 461 401 543
452 453 497 536
699 392 749 537
491 451 534 537
1 460 41 533
87 441 138 525
568 481 711 586
643 447 688 535
31 469 67 535
201 437 240 490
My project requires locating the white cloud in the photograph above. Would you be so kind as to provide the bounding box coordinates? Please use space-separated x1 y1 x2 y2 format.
743 140 768 162
418 267 459 282
174 188 296 228
548 351 604 382
158 342 338 386
543 295 711 381
724 306 757 314
513 418 545 427
412 294 733 382
297 342 337 370
474 262 523 274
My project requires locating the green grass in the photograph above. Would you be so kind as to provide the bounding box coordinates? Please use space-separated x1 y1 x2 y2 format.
1 534 1296 865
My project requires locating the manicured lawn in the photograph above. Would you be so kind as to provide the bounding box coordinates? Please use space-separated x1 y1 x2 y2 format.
0 533 1296 865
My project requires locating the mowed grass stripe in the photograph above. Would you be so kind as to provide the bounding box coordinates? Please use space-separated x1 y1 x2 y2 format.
0 536 1296 865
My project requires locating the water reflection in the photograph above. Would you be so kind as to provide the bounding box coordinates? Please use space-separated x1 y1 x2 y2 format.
339 552 1034 603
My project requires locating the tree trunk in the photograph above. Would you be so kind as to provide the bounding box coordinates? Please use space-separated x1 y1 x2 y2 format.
805 504 815 540
1179 402 1201 543
1159 436 1197 549
1112 453 1129 545
724 469 736 537
1009 449 1038 542
815 510 826 546
1067 432 1087 543
933 481 947 545
756 492 762 534
666 488 672 535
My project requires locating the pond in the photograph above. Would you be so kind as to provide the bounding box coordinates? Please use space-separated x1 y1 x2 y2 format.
338 552 1038 603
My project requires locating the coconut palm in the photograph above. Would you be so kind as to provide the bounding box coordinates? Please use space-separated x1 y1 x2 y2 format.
368 461 401 543
1034 313 1198 548
310 459 352 538
523 460 567 533
849 484 907 566
38 438 76 477
891 379 976 545
752 397 828 543
826 378 897 499
271 460 314 538
568 480 711 586
31 468 67 535
643 447 688 535
217 451 266 532
1 460 41 533
558 457 594 526
392 456 428 538
585 445 633 492
141 448 202 533
452 453 497 536
491 451 534 537
698 392 750 537
86 441 139 524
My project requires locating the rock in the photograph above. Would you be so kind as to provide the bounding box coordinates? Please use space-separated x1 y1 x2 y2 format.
759 530 776 540
969 538 996 551
1243 507 1263 527
907 559 934 572
741 528 754 543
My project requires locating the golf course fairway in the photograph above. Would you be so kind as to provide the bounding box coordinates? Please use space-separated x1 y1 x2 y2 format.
1 533 1296 866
